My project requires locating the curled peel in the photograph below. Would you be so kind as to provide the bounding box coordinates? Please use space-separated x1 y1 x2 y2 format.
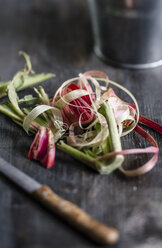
18 67 160 174
120 125 159 176
23 105 62 134
56 71 159 176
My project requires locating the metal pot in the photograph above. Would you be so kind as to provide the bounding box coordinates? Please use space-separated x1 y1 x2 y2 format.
88 0 162 69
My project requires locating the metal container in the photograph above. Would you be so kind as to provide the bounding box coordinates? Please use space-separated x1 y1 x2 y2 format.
88 0 162 69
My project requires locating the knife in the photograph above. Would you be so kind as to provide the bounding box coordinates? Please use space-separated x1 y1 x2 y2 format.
0 157 119 245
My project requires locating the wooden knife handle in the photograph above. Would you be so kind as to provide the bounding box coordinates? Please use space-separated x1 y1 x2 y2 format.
33 185 119 245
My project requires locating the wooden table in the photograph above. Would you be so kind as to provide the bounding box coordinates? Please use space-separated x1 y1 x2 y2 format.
0 1 161 247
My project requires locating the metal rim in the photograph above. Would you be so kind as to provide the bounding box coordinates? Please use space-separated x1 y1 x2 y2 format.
95 46 162 70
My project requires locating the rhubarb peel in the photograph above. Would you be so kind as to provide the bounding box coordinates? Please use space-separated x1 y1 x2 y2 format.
0 52 160 176
29 127 55 169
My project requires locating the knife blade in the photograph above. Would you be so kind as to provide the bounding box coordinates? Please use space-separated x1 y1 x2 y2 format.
0 157 41 192
0 157 119 245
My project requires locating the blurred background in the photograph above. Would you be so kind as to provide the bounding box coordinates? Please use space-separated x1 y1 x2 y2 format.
0 0 93 81
1 0 162 77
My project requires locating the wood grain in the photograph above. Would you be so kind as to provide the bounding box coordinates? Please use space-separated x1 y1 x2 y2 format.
33 185 119 245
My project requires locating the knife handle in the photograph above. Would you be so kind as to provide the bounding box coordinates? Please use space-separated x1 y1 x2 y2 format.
33 185 119 245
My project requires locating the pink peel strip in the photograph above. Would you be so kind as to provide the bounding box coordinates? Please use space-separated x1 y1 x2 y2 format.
121 125 159 176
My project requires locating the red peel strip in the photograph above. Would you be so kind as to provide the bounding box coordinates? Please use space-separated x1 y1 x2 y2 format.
55 82 95 126
68 83 92 105
70 98 94 124
93 125 159 176
129 104 162 134
134 125 158 146
139 115 162 134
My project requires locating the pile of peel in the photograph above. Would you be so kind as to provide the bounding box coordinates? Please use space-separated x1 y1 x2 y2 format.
0 52 161 177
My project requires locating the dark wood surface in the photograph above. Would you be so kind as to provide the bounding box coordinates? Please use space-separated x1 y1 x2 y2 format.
0 1 161 248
